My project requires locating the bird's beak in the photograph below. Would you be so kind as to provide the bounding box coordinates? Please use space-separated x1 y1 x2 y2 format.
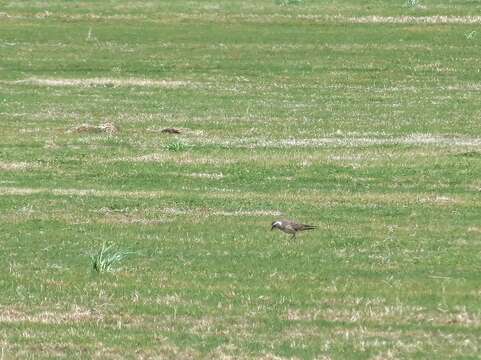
271 226 275 230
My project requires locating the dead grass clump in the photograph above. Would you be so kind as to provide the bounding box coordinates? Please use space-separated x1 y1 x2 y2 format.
0 306 103 324
0 161 35 171
98 213 168 225
70 122 119 134
443 308 481 326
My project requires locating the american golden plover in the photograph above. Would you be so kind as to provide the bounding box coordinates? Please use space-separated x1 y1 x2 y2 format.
271 220 317 240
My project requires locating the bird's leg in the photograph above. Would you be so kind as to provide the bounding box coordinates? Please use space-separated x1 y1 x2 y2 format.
291 233 296 240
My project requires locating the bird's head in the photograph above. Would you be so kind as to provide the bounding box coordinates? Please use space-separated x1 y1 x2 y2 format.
271 220 281 230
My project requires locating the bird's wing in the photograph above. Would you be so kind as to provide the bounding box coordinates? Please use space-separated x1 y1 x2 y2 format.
284 221 316 232
288 222 303 231
284 223 296 233
300 224 317 230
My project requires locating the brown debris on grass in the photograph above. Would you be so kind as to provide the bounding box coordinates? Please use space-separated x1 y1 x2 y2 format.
161 128 181 134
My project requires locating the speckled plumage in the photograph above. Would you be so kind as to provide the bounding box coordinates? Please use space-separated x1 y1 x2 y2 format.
271 220 317 239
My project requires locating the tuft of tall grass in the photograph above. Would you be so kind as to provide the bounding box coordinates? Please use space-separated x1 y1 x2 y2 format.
274 0 303 5
465 31 476 40
166 141 188 152
406 0 418 7
90 243 133 273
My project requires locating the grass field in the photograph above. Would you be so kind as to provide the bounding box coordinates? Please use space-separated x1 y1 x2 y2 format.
1 0 481 358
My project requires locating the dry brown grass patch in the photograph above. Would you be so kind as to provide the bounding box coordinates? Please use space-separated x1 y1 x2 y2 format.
189 172 225 180
115 152 237 165
191 134 481 148
0 161 37 171
0 186 472 209
0 306 103 325
70 122 119 135
8 77 195 88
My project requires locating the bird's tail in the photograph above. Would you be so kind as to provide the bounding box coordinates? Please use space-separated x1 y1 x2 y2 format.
302 224 317 230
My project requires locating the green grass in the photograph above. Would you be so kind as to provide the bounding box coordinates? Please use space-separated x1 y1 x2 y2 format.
1 0 481 358
90 242 133 273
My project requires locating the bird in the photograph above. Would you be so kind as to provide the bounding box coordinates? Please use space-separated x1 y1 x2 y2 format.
161 128 181 134
271 220 317 240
